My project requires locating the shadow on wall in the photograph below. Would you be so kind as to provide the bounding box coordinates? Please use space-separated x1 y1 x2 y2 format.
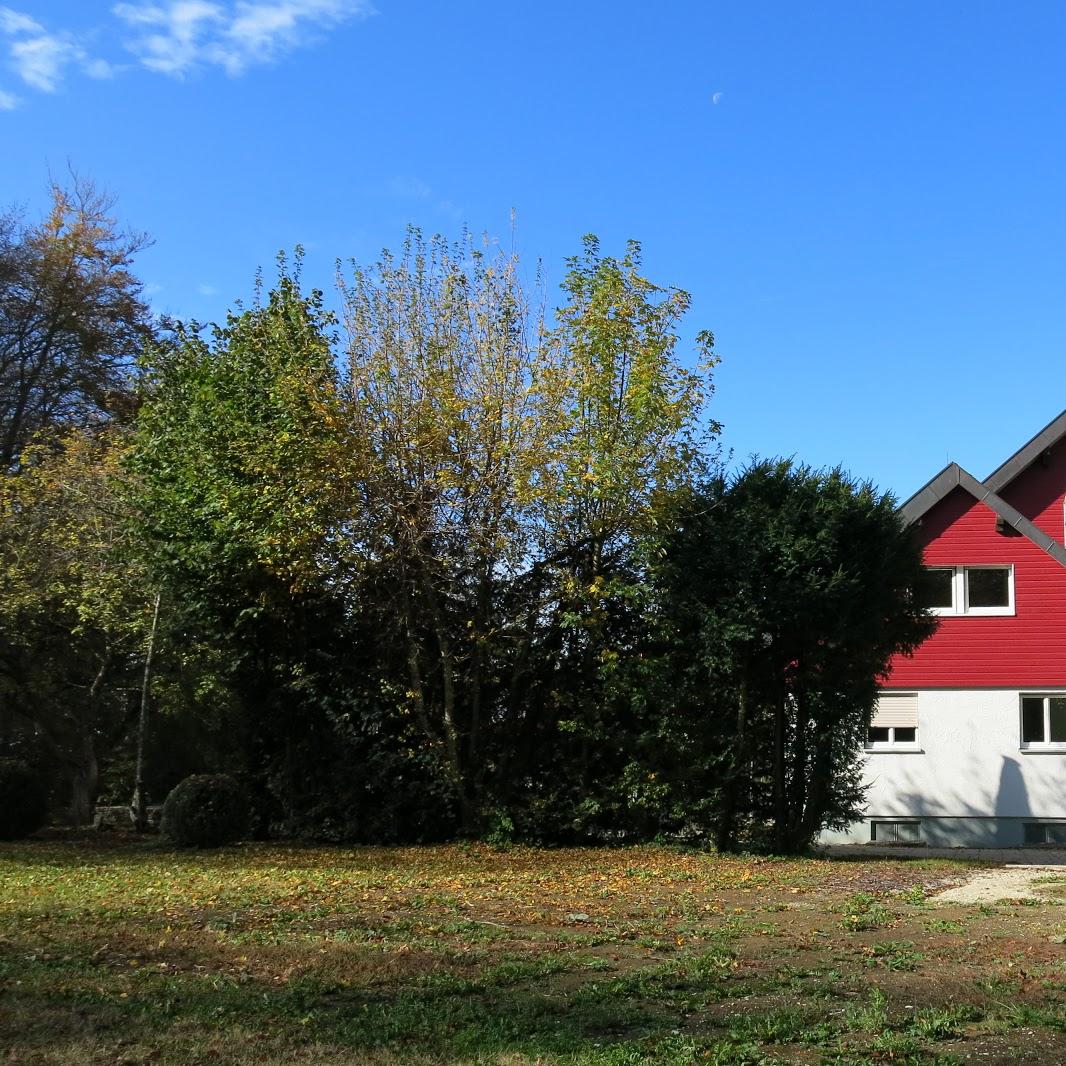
872 753 1031 819
997 756 1029 817
863 754 1033 847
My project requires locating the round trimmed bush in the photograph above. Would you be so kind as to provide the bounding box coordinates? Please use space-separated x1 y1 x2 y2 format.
0 758 48 840
160 774 249 848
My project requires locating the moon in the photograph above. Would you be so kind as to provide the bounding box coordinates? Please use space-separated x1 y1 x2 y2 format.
712 91 724 105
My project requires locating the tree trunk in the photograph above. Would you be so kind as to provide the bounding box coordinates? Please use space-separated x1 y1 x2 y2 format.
800 718 834 843
467 568 493 791
497 574 547 795
772 691 788 853
70 730 98 827
714 679 748 853
786 687 810 852
437 633 469 826
131 592 162 831
416 569 476 834
69 649 111 826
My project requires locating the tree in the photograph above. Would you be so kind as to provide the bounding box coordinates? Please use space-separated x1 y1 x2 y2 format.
0 429 155 823
337 231 717 837
0 177 152 468
493 237 717 839
546 236 716 566
126 230 720 842
338 229 569 832
130 258 373 832
654 461 935 853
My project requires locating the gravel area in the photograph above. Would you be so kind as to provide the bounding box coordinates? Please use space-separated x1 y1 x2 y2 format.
821 845 1066 864
934 864 1066 903
821 845 1066 902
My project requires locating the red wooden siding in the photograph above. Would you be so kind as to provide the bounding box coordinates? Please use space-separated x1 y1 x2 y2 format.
884 484 1066 688
999 439 1066 546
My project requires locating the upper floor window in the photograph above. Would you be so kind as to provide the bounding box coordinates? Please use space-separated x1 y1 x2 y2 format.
919 565 1014 616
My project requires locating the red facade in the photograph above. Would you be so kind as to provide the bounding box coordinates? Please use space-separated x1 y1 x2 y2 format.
999 438 1066 546
884 433 1066 689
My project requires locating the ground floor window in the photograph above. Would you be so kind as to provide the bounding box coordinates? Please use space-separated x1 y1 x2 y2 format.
868 725 917 745
867 693 920 750
1020 694 1066 748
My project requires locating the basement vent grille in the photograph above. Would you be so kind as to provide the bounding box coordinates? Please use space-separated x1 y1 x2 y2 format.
870 821 922 844
1023 823 1066 845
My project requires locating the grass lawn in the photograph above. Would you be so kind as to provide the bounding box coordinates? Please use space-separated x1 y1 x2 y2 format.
2 838 1066 1064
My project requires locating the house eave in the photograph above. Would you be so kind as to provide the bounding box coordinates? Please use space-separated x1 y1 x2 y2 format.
984 409 1066 494
900 462 1066 570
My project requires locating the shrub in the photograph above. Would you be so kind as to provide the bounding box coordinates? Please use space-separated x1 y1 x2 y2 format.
160 774 249 848
0 757 48 840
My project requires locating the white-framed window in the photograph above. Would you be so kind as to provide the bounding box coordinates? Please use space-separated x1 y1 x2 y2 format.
919 565 1014 616
1020 694 1066 749
868 725 917 746
866 693 920 751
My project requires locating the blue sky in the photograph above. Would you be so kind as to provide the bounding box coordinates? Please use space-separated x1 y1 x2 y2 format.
3 2 1065 500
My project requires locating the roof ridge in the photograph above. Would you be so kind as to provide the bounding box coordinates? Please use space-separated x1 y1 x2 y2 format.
899 462 964 524
984 409 1066 493
900 463 1066 570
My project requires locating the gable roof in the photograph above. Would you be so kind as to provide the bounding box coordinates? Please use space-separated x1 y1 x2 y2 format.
984 409 1066 494
900 461 1066 568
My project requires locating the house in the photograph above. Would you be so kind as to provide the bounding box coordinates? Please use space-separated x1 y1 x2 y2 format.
824 409 1066 847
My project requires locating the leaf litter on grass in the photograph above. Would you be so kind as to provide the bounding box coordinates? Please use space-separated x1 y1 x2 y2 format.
3 837 1060 1064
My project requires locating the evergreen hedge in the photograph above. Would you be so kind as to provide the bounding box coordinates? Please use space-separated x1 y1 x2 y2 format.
160 774 249 847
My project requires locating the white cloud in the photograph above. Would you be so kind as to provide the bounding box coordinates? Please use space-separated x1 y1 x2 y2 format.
1 8 114 95
84 57 117 80
111 1 223 76
10 33 84 92
114 0 373 78
197 283 218 296
0 7 42 35
113 0 222 26
0 0 372 111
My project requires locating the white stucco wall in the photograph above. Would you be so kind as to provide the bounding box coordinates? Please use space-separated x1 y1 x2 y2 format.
864 688 1066 820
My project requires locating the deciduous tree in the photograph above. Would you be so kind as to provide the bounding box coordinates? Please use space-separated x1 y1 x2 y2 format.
339 230 568 831
130 257 370 831
0 430 154 822
338 231 718 836
494 237 717 839
0 178 152 467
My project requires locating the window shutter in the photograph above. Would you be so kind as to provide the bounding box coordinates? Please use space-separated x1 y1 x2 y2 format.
871 694 918 729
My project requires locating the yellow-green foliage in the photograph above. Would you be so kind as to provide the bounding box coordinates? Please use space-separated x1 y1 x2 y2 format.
550 235 718 558
133 263 354 601
0 430 149 637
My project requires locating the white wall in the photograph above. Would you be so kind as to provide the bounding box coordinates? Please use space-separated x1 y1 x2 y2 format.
864 689 1066 819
